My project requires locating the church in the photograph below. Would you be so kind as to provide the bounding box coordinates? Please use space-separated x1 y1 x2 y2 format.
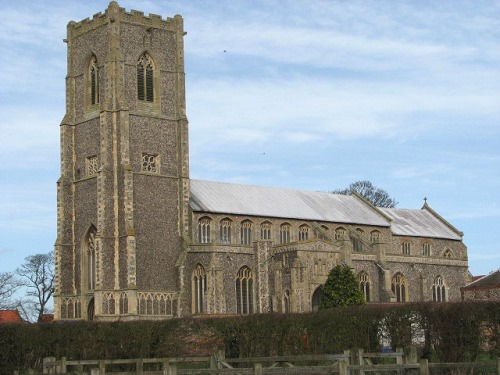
53 2 468 321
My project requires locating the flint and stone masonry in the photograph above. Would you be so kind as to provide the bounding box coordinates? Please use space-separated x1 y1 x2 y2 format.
54 2 469 321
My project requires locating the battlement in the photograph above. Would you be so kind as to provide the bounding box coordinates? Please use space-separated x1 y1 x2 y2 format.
68 1 183 37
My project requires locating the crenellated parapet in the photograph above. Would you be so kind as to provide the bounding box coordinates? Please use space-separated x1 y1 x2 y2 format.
68 1 184 38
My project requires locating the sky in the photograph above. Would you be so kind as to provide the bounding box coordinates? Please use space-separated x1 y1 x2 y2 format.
0 0 499 278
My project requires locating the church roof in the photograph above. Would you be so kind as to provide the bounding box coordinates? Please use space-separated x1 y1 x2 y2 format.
379 207 463 240
190 180 390 227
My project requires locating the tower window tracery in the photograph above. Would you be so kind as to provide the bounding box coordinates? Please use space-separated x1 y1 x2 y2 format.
137 53 154 102
89 55 99 106
192 264 206 313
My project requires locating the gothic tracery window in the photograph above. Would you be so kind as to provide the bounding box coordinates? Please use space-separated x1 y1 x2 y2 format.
432 276 446 302
197 217 211 243
137 52 154 102
370 230 381 243
261 221 272 240
86 155 98 177
280 223 291 244
86 226 97 291
89 55 99 106
240 220 253 245
192 264 207 314
299 224 309 241
359 272 371 302
335 227 346 240
422 242 431 256
402 241 411 255
391 273 407 303
141 153 159 173
236 266 253 314
220 218 232 244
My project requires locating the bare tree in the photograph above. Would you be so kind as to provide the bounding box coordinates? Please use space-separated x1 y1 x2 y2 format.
0 271 21 309
332 180 398 208
16 252 54 322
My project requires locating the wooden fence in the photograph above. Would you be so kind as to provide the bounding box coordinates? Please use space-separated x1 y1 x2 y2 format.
30 348 500 375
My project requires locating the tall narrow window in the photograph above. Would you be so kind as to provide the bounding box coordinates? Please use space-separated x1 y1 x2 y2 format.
391 273 407 303
261 221 272 240
193 264 207 313
198 217 211 243
299 224 309 241
359 272 371 302
422 243 431 256
370 230 380 243
86 226 97 291
240 220 253 245
89 55 99 106
137 53 154 102
401 241 411 255
283 290 291 313
432 276 446 302
236 267 253 314
280 223 291 244
220 219 232 244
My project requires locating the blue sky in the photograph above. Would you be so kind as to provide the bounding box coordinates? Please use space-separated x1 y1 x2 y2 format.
0 0 499 277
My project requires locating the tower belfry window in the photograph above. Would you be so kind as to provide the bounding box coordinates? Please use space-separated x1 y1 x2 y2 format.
137 53 154 102
89 55 99 106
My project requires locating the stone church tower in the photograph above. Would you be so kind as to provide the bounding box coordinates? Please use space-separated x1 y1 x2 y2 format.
54 2 190 320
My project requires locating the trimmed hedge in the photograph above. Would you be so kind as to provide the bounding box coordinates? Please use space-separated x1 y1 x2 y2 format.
0 302 498 374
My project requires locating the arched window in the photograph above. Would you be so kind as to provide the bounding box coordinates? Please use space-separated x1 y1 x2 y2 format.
370 230 381 243
260 221 272 240
401 241 411 255
352 229 364 252
280 223 291 244
220 218 232 244
311 286 323 312
85 226 97 291
432 276 446 302
283 290 291 313
236 267 253 314
359 272 370 302
89 55 99 106
391 273 407 303
299 224 309 241
137 52 154 102
192 264 207 313
240 220 253 245
335 227 346 240
422 242 431 256
197 217 211 244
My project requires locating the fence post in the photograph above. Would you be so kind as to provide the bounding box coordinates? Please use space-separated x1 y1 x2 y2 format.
350 349 362 375
497 357 500 375
135 358 143 375
396 348 404 375
43 357 55 374
339 359 349 375
419 359 429 375
253 362 263 375
99 360 106 375
404 346 418 375
162 359 170 375
60 357 67 374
